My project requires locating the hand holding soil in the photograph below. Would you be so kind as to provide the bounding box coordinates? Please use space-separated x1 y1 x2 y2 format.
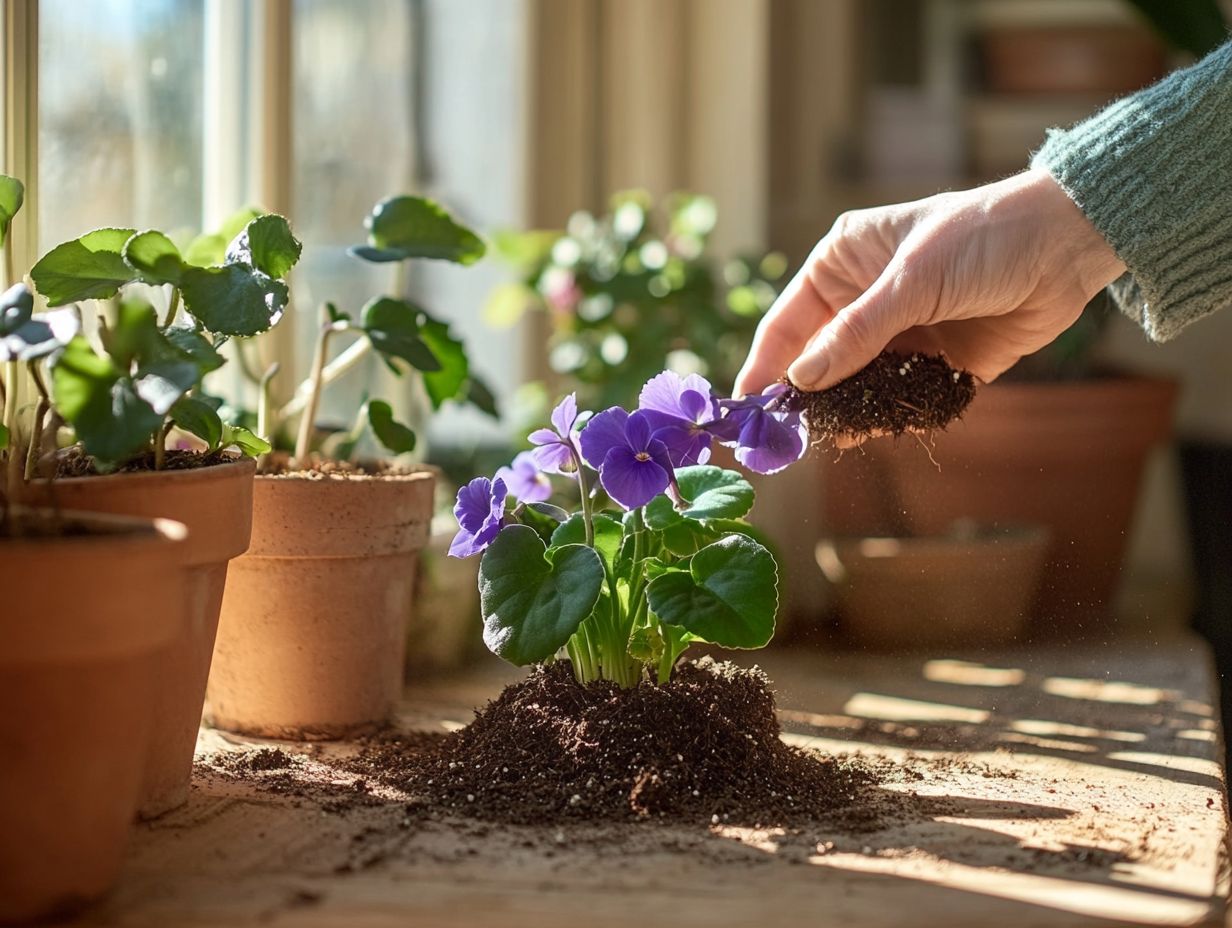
735 169 1125 396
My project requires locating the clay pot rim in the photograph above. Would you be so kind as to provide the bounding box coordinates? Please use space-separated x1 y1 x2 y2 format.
253 467 435 484
33 454 256 489
0 506 188 552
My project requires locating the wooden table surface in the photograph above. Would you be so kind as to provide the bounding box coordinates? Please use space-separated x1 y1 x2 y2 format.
74 637 1229 928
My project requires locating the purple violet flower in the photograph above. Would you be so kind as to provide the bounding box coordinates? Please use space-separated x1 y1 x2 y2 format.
579 407 677 510
637 371 721 467
528 393 585 475
495 451 552 504
449 476 509 558
718 384 808 475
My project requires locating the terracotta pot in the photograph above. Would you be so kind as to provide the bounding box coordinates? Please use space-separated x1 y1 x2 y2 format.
818 524 1050 651
21 458 256 817
0 510 186 923
407 525 482 676
208 469 435 739
980 25 1166 96
822 376 1177 631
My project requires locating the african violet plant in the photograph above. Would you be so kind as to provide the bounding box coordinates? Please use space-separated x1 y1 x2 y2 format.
234 194 497 466
449 371 807 687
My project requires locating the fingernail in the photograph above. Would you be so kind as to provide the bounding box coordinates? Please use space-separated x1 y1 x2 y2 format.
788 355 828 391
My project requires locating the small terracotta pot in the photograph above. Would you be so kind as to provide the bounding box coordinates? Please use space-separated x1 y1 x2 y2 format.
208 469 435 739
0 510 186 923
818 524 1050 651
21 458 256 817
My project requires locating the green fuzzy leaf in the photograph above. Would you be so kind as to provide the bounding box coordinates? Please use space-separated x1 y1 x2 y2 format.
326 302 351 324
133 359 201 415
646 534 777 649
511 501 568 544
221 423 271 456
100 298 163 369
418 318 469 408
351 195 485 265
551 513 623 570
123 230 184 286
183 206 267 267
163 326 225 373
52 335 163 463
360 297 440 372
367 399 416 455
226 214 302 279
171 394 223 448
466 374 500 418
0 175 25 247
478 524 604 665
179 264 289 336
31 228 139 305
644 466 754 530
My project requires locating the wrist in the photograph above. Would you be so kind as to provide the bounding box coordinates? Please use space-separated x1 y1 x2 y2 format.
1015 168 1126 296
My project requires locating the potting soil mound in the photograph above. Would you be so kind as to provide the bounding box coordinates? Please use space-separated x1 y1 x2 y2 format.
782 351 976 443
343 657 880 826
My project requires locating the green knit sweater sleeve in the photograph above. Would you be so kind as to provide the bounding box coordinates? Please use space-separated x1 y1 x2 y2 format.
1031 40 1232 341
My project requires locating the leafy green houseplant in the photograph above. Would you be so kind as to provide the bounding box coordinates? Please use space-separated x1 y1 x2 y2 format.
487 191 786 411
450 372 808 687
8 192 301 818
205 195 496 740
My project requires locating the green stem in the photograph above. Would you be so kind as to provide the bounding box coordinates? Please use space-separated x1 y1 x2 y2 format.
276 337 369 420
163 287 181 328
4 361 22 505
153 420 170 471
24 363 51 481
293 316 349 466
570 447 595 547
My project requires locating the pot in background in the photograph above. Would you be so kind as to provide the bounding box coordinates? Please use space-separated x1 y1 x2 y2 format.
823 376 1177 631
208 469 435 739
818 523 1050 651
406 521 482 676
0 511 186 923
979 25 1166 96
22 457 256 818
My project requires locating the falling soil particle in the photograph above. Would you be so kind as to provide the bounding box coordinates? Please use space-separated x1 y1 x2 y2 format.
51 447 240 477
781 351 976 443
343 657 885 827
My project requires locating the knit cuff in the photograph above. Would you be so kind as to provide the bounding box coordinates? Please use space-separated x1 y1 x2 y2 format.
1031 40 1232 342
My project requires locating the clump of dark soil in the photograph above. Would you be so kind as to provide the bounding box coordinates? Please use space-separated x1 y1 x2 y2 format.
782 351 976 443
343 657 882 826
258 452 418 479
52 447 240 477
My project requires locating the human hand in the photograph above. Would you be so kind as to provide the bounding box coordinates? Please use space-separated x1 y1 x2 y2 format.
735 170 1126 395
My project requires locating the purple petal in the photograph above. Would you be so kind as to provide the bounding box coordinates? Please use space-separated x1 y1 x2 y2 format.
678 388 712 423
599 446 670 509
497 452 552 503
529 441 575 475
578 406 630 470
454 476 496 534
638 371 688 418
449 476 508 557
528 427 560 447
651 422 713 468
734 411 807 475
550 393 579 438
624 410 654 451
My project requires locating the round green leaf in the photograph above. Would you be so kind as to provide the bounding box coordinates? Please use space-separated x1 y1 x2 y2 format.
164 326 225 374
418 318 469 408
643 465 754 530
646 534 777 649
551 513 623 570
0 175 25 247
123 230 185 286
52 336 162 463
31 228 139 306
351 195 485 265
179 265 289 337
479 525 604 665
221 423 271 457
367 399 416 455
171 395 223 448
360 297 441 372
183 206 267 268
226 214 302 279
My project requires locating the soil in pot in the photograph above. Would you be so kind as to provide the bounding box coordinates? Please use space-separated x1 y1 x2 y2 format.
782 351 976 444
207 462 435 740
20 454 256 819
0 509 186 923
341 658 881 826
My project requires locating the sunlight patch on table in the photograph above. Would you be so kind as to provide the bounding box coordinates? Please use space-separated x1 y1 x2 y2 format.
1041 677 1179 705
923 660 1026 687
843 693 990 724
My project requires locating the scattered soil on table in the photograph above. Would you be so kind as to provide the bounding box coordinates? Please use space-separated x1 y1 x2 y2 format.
343 658 886 827
781 351 976 443
258 452 421 480
51 447 240 477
